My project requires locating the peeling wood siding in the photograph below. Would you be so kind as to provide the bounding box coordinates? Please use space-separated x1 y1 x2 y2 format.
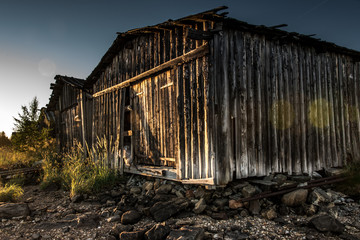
213 29 360 183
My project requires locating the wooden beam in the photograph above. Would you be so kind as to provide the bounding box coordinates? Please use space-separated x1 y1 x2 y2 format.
60 102 78 113
159 157 176 162
93 43 209 98
186 28 214 40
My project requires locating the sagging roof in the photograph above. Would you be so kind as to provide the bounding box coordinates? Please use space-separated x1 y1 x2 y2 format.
85 6 360 88
47 75 85 111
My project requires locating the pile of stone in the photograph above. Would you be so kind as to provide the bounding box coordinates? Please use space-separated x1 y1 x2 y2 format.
1 168 357 240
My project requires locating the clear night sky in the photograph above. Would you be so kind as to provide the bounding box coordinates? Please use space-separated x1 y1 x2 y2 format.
1 0 359 137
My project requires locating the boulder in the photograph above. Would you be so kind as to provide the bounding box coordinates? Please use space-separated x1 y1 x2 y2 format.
213 198 228 209
248 200 261 215
155 184 173 194
106 214 121 223
281 189 308 207
262 208 277 220
130 187 142 195
193 198 207 214
273 174 287 185
194 187 206 199
0 203 30 219
76 213 100 228
109 224 133 237
229 199 244 209
166 227 204 240
310 214 344 233
309 188 331 206
119 229 146 240
142 181 154 191
150 198 189 222
121 210 142 225
325 168 344 177
250 180 277 191
241 185 257 198
145 223 170 240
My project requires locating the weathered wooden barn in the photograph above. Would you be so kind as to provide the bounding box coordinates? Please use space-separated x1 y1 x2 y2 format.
47 75 92 151
49 6 360 186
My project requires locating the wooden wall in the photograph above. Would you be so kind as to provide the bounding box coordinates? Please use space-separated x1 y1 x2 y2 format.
58 83 83 150
91 21 216 182
211 29 360 184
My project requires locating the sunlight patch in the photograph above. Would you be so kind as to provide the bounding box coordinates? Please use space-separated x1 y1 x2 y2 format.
309 98 332 128
269 100 294 130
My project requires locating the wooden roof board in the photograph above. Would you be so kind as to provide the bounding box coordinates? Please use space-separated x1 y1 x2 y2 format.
84 6 360 88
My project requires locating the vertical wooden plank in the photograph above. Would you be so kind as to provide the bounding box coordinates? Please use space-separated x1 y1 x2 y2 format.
264 37 272 175
305 49 313 174
191 57 199 179
254 35 263 176
247 34 256 176
80 90 86 155
298 47 308 173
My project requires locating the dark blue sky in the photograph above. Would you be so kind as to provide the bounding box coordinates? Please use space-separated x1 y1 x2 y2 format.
1 0 359 136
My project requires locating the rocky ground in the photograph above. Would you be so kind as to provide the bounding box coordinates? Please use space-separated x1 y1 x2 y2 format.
0 171 360 240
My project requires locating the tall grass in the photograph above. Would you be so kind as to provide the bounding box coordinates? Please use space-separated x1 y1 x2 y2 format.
0 147 37 170
0 183 24 202
41 138 119 197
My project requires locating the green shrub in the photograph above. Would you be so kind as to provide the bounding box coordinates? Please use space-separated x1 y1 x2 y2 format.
40 151 63 190
7 174 26 186
41 138 120 197
0 183 24 202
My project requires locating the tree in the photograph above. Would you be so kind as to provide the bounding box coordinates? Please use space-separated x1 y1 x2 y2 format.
0 131 11 147
11 97 52 157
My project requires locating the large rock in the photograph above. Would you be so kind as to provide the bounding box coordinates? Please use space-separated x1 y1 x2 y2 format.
130 187 142 195
325 168 344 177
76 213 100 228
166 227 204 240
150 198 189 222
109 224 133 237
262 208 277 220
310 215 345 233
119 229 146 240
193 198 207 214
145 223 170 240
281 189 308 207
155 184 173 194
248 200 261 215
309 188 331 206
0 203 30 219
143 181 154 191
273 174 288 185
121 210 142 225
241 185 257 198
213 198 228 209
229 199 244 209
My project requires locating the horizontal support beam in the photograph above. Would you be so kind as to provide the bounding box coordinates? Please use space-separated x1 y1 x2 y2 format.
159 157 176 162
160 82 173 89
60 102 78 113
93 43 209 98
